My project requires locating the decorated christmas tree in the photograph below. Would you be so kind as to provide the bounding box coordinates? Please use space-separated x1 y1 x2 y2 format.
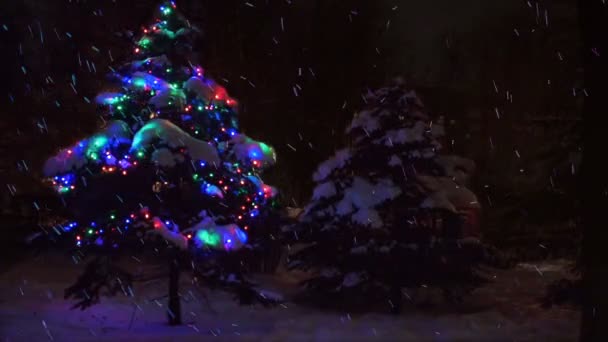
286 82 484 312
42 1 279 324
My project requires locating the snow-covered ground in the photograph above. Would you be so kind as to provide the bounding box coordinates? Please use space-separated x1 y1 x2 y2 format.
0 254 579 341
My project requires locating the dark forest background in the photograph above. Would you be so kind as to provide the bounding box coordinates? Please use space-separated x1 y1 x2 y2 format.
0 0 581 261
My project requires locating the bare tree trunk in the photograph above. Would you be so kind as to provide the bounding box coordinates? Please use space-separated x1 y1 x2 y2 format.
579 1 608 341
167 248 181 326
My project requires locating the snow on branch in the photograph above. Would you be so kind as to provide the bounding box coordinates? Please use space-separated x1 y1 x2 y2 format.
44 120 131 176
131 119 220 166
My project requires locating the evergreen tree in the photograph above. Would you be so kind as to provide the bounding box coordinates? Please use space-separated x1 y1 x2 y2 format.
42 1 280 324
286 82 484 311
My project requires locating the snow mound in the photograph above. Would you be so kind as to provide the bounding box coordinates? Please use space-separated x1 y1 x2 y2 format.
147 217 188 250
185 218 248 251
128 72 171 92
183 76 233 104
131 119 220 166
334 176 402 228
184 76 216 100
95 92 125 105
44 120 131 176
313 149 351 182
148 88 186 109
151 147 183 167
127 55 171 70
348 109 380 133
417 175 479 212
224 134 276 168
374 121 428 146
312 181 337 200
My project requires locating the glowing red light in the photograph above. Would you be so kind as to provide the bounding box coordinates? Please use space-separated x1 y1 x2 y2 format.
76 236 81 240
187 234 192 239
122 170 127 175
135 48 140 53
67 149 73 155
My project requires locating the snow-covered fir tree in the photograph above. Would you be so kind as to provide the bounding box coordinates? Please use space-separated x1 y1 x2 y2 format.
286 82 484 310
42 1 281 324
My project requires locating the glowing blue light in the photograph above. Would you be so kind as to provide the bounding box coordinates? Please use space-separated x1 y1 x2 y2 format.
91 222 97 227
165 220 170 226
125 219 131 223
236 229 248 243
99 229 104 233
200 161 206 167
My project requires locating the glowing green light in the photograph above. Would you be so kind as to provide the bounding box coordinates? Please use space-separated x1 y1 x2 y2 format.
196 229 221 247
92 136 108 148
193 174 199 180
88 229 93 235
260 143 272 153
166 68 172 73
209 173 214 177
138 37 151 47
117 105 123 110
133 78 147 88
197 106 203 111
137 151 145 158
110 214 116 220
89 152 98 160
